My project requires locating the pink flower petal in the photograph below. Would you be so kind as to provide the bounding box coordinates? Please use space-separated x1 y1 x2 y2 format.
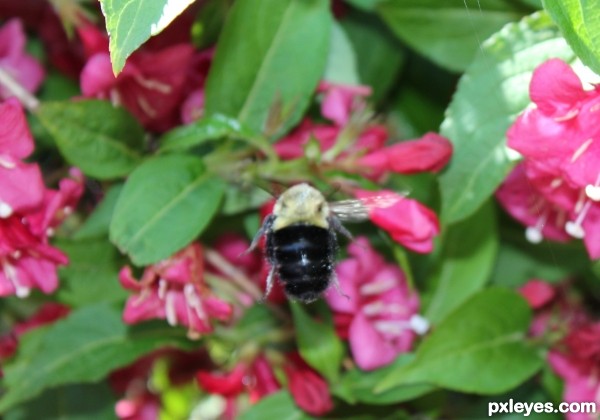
80 53 118 96
0 98 34 159
349 312 399 370
319 82 371 126
518 279 556 309
529 58 589 119
0 19 44 98
356 190 439 253
582 204 600 259
0 160 45 215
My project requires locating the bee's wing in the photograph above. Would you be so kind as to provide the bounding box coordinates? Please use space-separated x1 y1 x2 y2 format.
329 194 404 222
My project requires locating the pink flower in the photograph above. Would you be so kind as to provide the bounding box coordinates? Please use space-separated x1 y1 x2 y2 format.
119 243 233 339
497 164 572 243
500 58 600 259
317 81 372 126
0 100 82 298
548 323 600 420
0 98 45 216
326 237 426 370
284 353 333 416
518 279 555 310
79 24 194 132
355 189 440 253
358 132 453 180
519 280 588 338
0 19 44 99
274 119 387 160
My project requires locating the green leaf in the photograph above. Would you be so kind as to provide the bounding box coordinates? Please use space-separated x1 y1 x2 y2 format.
377 0 522 72
324 21 360 85
544 0 600 75
438 12 575 224
205 0 332 136
376 288 543 394
491 238 588 288
424 201 498 323
342 12 404 103
158 114 257 153
36 100 144 179
345 0 382 10
4 382 116 420
110 154 225 265
100 0 196 74
290 302 344 382
74 184 123 240
0 304 192 411
238 391 312 420
333 354 434 405
56 238 127 307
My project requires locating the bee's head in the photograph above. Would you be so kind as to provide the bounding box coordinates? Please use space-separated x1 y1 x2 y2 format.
273 183 330 229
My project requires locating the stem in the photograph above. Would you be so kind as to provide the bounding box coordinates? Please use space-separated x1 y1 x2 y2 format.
0 67 40 111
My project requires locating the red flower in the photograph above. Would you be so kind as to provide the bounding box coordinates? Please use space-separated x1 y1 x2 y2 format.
197 364 247 398
196 355 280 418
359 132 453 179
355 189 440 253
284 353 333 416
79 24 194 132
119 243 233 339
0 99 83 298
274 119 387 160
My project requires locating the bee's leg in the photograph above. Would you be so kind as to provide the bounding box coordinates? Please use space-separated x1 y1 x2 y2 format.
329 215 353 241
331 271 350 300
242 215 274 255
260 265 276 303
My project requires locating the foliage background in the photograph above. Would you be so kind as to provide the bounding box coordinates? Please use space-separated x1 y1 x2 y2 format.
0 0 599 418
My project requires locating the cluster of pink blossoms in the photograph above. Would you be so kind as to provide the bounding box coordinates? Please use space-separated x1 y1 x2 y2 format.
0 98 83 298
327 237 428 370
519 279 600 420
119 243 233 339
497 58 600 259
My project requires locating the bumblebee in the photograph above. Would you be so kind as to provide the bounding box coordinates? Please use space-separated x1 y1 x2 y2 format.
246 183 356 303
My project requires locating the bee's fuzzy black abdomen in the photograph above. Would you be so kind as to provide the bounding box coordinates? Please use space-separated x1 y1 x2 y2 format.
267 223 337 303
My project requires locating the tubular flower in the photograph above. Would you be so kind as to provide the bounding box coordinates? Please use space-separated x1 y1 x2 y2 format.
284 352 333 416
119 243 233 339
0 99 82 298
498 58 600 259
79 24 194 132
0 19 44 99
355 189 440 254
359 132 453 180
326 237 428 370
